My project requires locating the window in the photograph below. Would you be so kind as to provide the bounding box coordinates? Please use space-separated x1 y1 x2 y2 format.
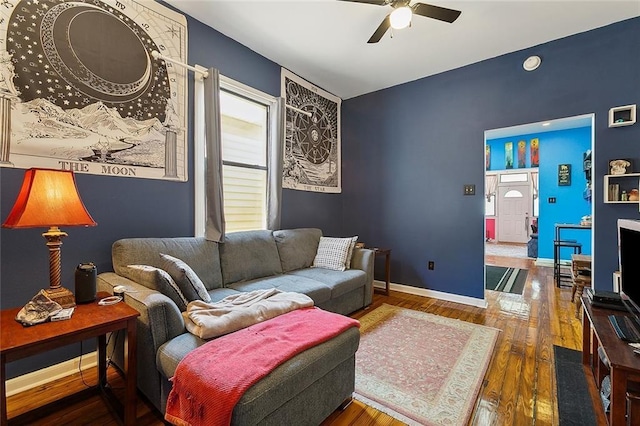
504 189 524 198
485 195 495 216
500 173 528 183
194 75 278 237
220 90 269 232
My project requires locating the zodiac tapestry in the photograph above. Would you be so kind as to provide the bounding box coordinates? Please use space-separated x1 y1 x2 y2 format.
0 0 188 180
281 68 341 193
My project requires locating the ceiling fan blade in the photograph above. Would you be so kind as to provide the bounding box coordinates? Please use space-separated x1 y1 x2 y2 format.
412 3 462 23
337 0 387 5
367 15 391 43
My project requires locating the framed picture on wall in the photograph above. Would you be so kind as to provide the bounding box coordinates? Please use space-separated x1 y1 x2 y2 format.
517 140 526 168
505 142 513 169
558 164 571 186
531 138 539 167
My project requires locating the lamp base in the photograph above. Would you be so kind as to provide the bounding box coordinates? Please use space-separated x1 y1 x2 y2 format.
44 286 76 308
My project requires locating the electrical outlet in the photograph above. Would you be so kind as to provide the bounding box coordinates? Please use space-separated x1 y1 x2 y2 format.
428 261 435 270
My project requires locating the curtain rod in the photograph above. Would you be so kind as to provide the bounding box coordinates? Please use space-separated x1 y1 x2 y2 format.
151 50 209 78
151 50 312 117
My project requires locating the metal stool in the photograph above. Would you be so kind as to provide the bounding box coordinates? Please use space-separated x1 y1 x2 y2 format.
554 240 582 287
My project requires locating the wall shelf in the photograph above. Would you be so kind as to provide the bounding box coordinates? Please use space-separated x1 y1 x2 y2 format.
604 173 640 204
608 104 636 127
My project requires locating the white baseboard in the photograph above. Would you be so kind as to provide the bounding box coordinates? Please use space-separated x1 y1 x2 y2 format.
6 352 97 397
373 280 487 309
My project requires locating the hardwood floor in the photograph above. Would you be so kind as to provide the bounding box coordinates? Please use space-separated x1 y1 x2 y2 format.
6 256 606 425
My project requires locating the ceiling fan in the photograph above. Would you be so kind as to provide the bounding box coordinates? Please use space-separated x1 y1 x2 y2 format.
340 0 462 43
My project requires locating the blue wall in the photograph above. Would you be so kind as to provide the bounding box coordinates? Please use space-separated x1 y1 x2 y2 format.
342 18 640 299
1 9 639 380
486 127 593 260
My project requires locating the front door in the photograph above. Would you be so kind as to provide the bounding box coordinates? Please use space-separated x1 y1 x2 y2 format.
497 183 530 243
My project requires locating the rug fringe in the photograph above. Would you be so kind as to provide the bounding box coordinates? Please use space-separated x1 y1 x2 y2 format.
353 393 423 426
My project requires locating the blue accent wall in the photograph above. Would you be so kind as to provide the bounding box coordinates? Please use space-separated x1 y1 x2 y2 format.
343 17 640 299
487 127 593 261
1 8 639 381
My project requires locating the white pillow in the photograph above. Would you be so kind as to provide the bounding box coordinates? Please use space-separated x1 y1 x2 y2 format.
313 236 358 271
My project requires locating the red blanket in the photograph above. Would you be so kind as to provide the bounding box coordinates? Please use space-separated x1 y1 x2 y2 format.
164 307 360 426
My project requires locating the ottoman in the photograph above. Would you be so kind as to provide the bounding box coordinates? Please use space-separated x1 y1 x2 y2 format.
157 326 360 425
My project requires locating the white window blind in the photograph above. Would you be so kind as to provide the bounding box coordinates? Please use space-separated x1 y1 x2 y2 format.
220 90 268 232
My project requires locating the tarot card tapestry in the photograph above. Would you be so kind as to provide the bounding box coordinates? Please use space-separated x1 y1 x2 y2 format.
0 0 188 181
281 68 341 193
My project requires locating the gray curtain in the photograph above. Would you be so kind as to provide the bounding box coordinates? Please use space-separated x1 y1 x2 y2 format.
204 68 225 242
267 97 285 230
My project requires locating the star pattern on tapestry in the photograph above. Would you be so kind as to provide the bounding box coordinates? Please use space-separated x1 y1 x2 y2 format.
5 0 170 122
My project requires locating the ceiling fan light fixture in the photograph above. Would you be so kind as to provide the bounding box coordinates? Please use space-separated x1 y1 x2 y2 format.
390 6 412 30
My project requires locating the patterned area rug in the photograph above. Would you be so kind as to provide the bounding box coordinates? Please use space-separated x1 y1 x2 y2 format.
354 304 500 426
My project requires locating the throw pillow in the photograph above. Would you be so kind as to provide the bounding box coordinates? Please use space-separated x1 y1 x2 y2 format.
125 264 189 311
160 253 212 303
312 236 355 271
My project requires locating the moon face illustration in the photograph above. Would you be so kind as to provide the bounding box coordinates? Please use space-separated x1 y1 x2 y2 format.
6 0 170 121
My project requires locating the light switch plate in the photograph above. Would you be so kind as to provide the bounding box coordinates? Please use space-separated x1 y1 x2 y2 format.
463 184 475 195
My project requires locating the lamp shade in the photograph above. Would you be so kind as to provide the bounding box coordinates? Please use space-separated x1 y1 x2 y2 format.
2 168 97 228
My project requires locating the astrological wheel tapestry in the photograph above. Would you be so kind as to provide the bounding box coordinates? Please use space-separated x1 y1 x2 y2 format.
0 0 188 181
281 68 341 193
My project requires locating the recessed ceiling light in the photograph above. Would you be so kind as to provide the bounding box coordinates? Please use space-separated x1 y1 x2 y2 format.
523 56 541 71
542 122 551 126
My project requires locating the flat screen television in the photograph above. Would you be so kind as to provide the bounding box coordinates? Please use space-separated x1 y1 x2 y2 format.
618 219 640 321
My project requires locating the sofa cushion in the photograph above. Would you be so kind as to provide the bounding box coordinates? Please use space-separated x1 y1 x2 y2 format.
160 253 212 303
288 268 367 299
124 264 189 311
112 237 223 290
273 228 322 272
157 333 206 380
227 275 332 306
208 287 244 303
312 237 354 271
219 230 283 285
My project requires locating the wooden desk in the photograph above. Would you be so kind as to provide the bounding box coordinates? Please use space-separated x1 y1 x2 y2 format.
581 296 640 425
0 293 139 425
372 248 391 296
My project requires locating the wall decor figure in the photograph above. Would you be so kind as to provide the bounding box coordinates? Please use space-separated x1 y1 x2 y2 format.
505 142 513 169
0 0 188 181
530 138 539 167
282 68 341 193
517 140 526 168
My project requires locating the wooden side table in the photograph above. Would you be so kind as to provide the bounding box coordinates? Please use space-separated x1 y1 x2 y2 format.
581 296 640 425
0 292 139 425
372 248 391 296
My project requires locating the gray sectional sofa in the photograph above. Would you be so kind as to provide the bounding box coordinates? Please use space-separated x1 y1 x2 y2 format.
97 228 374 425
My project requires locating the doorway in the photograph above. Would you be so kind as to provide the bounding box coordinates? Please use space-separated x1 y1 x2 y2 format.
484 114 595 267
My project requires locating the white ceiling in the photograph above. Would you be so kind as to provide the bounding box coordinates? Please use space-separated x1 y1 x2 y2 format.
164 0 640 99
